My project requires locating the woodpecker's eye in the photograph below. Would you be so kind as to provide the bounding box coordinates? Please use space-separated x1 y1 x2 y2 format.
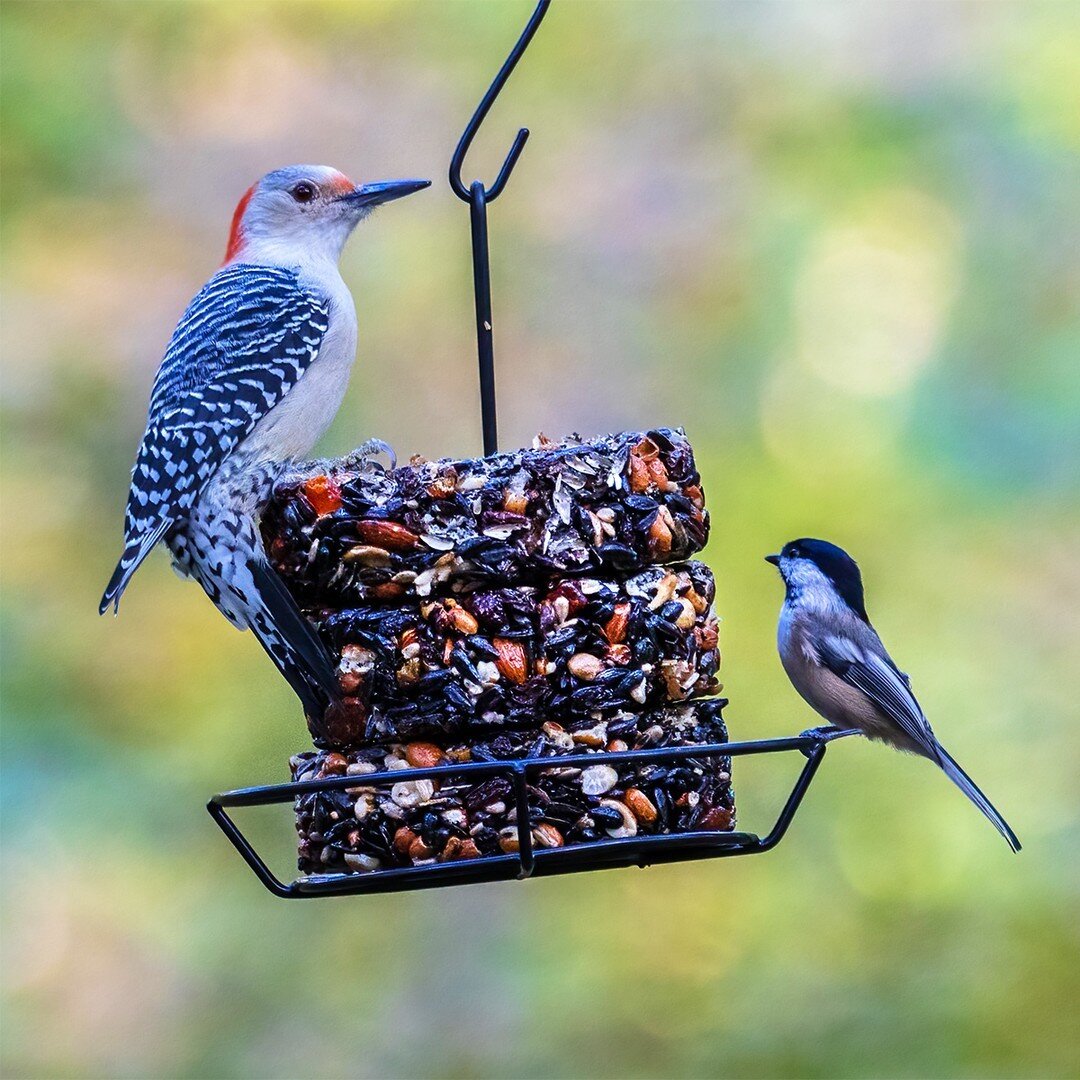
290 182 317 204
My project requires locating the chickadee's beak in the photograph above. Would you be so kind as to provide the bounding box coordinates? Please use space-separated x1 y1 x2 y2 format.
337 178 431 207
764 554 781 566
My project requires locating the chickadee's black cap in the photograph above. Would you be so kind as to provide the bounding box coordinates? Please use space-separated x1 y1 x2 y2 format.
777 538 868 622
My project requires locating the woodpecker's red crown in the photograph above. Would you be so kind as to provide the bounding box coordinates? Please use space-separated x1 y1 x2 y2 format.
223 166 355 263
222 165 429 266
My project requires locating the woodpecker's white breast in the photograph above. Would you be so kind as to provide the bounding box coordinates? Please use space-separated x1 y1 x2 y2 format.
239 270 358 463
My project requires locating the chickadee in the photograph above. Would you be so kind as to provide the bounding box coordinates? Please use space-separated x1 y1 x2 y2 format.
766 538 1020 852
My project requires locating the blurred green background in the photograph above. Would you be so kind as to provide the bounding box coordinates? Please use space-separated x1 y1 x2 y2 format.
2 2 1078 1077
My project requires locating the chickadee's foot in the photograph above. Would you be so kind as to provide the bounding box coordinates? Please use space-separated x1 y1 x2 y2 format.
342 438 397 471
800 724 862 744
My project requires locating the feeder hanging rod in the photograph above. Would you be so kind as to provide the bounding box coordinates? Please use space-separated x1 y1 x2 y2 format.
449 0 551 456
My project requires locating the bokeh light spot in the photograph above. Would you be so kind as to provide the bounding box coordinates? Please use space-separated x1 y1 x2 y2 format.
795 188 960 398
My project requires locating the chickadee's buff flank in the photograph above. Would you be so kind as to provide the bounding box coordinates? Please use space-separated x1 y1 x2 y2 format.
766 538 1020 852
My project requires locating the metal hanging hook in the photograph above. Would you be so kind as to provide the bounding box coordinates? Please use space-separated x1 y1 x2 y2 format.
449 0 550 203
450 0 551 457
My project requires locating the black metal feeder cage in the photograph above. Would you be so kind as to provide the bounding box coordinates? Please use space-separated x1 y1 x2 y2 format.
209 0 857 898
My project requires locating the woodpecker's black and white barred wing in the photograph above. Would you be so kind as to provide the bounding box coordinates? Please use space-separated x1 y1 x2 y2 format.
100 264 330 613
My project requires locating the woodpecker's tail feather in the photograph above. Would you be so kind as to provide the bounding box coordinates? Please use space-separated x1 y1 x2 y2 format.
248 560 340 719
937 747 1021 852
99 521 171 615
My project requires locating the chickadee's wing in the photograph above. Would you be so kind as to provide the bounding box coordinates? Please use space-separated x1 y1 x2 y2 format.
819 625 1021 852
818 634 941 761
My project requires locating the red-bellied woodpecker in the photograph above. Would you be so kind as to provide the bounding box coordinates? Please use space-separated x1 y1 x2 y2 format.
100 164 429 718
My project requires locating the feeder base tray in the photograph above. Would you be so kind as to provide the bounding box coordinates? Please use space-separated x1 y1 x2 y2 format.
208 730 857 898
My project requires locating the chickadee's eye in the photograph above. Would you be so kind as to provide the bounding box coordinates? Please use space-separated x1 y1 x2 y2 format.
290 182 317 203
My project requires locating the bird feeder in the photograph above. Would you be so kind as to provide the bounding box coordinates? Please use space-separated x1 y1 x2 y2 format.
209 0 855 898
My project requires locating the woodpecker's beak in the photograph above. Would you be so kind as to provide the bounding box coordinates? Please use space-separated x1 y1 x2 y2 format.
764 553 781 566
339 178 431 207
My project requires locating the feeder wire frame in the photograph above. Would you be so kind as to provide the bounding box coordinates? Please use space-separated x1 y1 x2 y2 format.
207 731 857 898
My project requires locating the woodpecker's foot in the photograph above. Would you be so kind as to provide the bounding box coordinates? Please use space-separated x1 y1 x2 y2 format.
343 438 397 471
277 459 324 487
799 724 862 744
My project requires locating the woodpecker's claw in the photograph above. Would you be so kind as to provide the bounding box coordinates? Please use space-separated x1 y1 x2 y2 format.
344 439 397 471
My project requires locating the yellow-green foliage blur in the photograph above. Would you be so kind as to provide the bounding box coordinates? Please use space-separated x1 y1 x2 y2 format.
2 2 1077 1077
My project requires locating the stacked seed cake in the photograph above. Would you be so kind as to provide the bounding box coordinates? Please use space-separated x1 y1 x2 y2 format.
262 429 734 875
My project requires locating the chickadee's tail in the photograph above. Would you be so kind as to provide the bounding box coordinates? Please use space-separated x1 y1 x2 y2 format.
937 747 1021 852
247 560 340 721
